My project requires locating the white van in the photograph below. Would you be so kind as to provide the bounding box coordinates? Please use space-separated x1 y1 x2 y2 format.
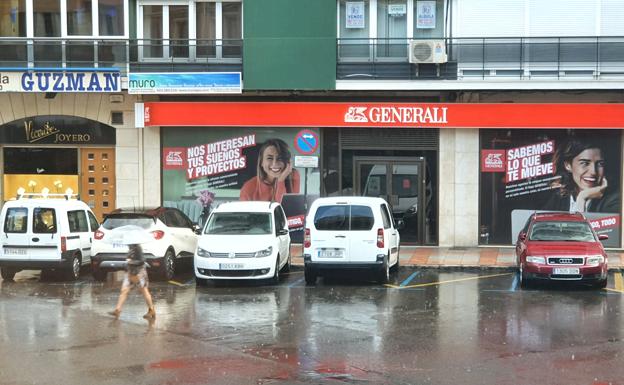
0 193 99 281
303 196 401 285
194 201 291 285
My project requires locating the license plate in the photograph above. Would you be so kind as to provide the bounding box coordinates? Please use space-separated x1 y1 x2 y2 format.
553 267 580 275
112 243 127 249
319 249 344 258
219 263 244 270
3 248 26 256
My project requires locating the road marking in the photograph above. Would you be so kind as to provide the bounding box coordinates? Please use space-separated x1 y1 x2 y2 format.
168 280 186 287
509 274 519 292
400 271 420 287
395 273 513 289
288 276 305 287
614 272 623 291
604 288 624 294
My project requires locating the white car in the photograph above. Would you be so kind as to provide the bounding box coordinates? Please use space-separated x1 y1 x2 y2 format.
194 201 291 285
91 207 199 281
0 192 99 281
303 196 401 285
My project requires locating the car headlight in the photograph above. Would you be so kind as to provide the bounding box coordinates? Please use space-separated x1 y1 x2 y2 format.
196 247 211 258
254 246 273 258
526 256 545 264
586 255 605 267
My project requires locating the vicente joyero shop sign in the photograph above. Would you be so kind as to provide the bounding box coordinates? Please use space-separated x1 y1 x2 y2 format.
0 116 116 145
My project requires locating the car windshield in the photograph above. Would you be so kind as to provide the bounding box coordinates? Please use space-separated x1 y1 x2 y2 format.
529 221 595 242
205 212 272 235
102 215 155 230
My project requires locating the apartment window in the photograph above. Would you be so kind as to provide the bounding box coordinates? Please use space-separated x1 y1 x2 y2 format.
378 0 407 58
169 5 189 58
67 0 93 35
143 5 163 58
0 0 26 37
222 2 242 57
99 0 124 36
34 0 61 37
196 2 216 57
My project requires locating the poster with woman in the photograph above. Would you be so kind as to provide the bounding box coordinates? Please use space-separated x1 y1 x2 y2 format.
479 129 621 247
161 127 320 239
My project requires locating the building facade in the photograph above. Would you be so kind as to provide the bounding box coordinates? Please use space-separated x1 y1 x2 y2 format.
1 0 623 248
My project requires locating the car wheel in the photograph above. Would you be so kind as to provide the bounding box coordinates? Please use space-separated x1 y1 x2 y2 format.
304 266 317 285
160 249 175 281
195 276 208 287
92 269 107 282
0 267 17 281
519 264 529 288
66 254 81 281
270 257 280 285
377 255 390 284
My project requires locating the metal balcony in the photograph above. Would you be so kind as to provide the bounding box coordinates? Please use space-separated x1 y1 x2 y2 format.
0 38 243 75
337 37 624 82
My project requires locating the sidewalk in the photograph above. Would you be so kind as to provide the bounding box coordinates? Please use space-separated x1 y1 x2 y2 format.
291 246 624 270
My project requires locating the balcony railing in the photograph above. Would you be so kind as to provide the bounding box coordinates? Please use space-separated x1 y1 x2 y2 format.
0 38 243 75
337 37 624 81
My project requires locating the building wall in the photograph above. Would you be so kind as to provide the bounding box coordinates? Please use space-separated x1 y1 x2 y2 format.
243 0 336 90
0 92 159 209
439 128 479 247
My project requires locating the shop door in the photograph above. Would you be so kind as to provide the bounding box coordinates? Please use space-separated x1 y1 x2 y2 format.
80 148 116 221
355 158 425 244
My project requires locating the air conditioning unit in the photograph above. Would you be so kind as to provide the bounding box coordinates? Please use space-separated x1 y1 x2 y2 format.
409 40 448 64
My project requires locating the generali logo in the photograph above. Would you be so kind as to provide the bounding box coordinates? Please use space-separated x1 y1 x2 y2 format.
344 105 448 124
166 151 183 166
163 147 186 170
481 150 506 172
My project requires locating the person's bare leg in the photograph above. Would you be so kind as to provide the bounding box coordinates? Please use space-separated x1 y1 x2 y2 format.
139 287 155 319
109 287 130 318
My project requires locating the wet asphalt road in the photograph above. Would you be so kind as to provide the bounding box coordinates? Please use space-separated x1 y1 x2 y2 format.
1 266 624 385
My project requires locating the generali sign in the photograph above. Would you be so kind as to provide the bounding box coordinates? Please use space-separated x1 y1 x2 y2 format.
141 102 624 128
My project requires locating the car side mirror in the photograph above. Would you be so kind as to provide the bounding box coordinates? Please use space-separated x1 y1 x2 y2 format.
396 219 405 230
518 232 527 241
277 228 289 236
598 234 609 241
192 223 202 234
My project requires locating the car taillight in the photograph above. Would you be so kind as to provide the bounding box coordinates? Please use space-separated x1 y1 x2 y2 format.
377 228 384 248
304 228 311 248
61 236 67 252
94 230 104 240
151 230 165 240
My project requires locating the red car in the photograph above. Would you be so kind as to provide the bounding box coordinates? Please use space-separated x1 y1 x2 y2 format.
515 212 608 288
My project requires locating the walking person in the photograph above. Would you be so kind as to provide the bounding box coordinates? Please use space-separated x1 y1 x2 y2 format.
108 244 156 319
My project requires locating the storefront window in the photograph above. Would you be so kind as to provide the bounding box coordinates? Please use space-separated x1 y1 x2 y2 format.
67 0 93 36
0 0 26 37
99 0 124 36
479 129 622 247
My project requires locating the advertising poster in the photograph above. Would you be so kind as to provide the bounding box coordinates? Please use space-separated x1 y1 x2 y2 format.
346 2 365 29
162 127 320 241
416 1 436 29
480 129 621 247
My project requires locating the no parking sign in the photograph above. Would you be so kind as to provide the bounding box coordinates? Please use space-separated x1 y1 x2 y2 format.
294 129 319 155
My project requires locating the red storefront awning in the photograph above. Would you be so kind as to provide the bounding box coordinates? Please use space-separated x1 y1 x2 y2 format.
142 102 624 129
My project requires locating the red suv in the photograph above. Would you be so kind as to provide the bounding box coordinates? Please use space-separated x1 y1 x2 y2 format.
515 212 608 288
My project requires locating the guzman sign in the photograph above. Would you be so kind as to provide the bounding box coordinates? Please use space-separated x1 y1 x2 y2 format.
0 70 121 92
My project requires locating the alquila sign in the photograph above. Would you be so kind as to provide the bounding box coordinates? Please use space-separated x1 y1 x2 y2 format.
0 70 121 92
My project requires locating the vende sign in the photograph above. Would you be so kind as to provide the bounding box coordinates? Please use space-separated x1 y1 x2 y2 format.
141 102 624 128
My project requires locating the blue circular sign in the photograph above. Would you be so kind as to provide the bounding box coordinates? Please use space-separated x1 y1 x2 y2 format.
294 129 319 155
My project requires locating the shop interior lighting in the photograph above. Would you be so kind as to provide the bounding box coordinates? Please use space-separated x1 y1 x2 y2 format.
41 187 50 198
16 187 25 199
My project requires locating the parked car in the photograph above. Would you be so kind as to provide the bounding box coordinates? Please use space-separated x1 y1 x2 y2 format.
303 196 401 285
194 201 291 285
91 207 199 281
0 192 99 281
515 212 608 288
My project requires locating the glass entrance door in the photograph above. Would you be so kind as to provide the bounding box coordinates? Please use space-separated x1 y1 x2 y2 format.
355 158 425 244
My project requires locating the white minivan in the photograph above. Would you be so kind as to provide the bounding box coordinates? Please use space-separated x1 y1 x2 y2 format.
0 193 99 281
194 201 291 285
303 196 401 285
